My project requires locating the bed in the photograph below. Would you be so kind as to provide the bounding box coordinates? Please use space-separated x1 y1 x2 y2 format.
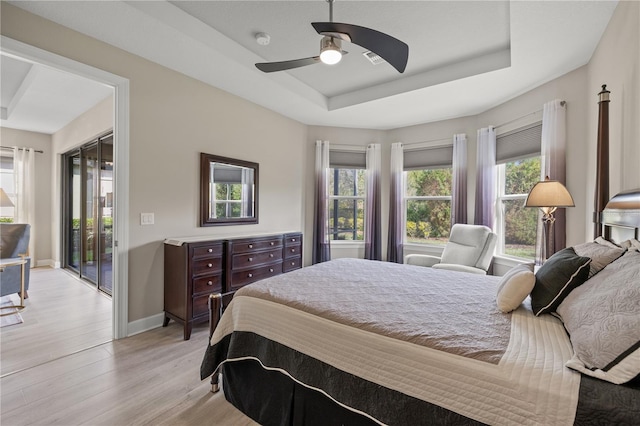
199 90 640 425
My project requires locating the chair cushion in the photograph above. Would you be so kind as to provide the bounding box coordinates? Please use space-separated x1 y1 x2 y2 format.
440 224 493 268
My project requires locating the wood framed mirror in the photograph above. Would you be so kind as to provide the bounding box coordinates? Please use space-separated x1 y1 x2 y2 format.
200 153 259 226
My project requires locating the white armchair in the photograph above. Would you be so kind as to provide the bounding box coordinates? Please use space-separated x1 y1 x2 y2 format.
404 224 497 275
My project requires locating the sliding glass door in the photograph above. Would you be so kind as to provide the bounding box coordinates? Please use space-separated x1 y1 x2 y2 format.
63 134 113 295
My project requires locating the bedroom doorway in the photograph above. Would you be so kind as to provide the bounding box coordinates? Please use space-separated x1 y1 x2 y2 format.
62 133 114 295
3 35 130 339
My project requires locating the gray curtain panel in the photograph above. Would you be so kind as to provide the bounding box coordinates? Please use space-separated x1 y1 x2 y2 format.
312 140 331 264
364 144 382 260
386 143 404 263
474 127 496 230
451 134 468 226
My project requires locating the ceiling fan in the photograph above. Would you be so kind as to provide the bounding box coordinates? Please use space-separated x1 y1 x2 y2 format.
255 0 409 74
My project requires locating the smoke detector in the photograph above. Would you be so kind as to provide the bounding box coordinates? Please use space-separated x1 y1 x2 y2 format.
255 32 271 46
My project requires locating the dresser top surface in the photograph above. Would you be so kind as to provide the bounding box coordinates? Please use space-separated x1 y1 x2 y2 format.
165 231 301 246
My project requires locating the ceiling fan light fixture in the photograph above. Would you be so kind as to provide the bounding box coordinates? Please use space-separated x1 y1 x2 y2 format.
319 36 342 65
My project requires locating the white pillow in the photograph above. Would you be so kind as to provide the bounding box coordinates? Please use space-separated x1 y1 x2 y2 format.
496 265 536 313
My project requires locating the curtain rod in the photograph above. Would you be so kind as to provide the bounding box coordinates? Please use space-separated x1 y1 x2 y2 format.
0 146 44 154
495 100 565 130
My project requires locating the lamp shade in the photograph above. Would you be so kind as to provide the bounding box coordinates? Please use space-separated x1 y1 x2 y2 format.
0 188 14 207
525 176 575 208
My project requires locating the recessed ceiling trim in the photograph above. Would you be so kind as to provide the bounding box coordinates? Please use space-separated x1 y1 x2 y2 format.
328 47 512 111
5 64 39 120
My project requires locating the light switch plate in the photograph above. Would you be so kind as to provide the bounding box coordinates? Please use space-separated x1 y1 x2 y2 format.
140 213 154 225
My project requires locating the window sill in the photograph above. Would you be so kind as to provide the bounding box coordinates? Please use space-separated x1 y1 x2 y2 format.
330 241 364 248
493 254 535 268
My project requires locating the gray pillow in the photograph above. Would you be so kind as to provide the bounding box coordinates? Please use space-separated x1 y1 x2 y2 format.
556 251 640 384
573 241 625 278
530 247 591 316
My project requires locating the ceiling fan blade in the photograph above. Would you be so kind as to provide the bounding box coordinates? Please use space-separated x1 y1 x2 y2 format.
255 56 320 73
312 22 408 73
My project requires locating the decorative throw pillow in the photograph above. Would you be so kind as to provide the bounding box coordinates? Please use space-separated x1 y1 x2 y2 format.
620 238 640 252
573 241 625 278
594 236 621 249
556 251 640 384
530 247 591 316
496 265 536 313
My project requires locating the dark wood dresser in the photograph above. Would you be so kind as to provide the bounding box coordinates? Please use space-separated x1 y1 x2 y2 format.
164 232 302 339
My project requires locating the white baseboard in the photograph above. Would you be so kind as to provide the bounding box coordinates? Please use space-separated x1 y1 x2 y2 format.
127 312 165 337
35 259 56 268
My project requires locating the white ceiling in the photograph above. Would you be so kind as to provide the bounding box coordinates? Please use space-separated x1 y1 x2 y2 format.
3 1 618 132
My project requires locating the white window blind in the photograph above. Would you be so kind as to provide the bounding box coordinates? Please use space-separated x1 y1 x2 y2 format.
329 150 366 169
496 122 542 164
403 145 453 170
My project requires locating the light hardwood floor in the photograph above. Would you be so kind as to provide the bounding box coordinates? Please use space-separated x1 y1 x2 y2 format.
1 268 257 425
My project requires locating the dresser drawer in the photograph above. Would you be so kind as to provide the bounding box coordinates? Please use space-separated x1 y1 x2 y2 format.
229 263 282 291
191 243 223 259
284 244 301 259
193 274 223 295
284 234 302 246
283 256 302 272
230 237 282 254
232 247 283 269
192 257 223 276
192 294 210 318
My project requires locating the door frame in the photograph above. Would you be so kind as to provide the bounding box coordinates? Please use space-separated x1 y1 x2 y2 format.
2 35 130 339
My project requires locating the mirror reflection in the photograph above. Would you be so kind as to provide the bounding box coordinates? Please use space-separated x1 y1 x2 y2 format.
200 153 258 226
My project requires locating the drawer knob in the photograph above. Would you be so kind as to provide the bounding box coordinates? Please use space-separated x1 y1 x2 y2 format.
207 281 213 286
292 238 296 242
248 273 253 278
270 242 274 246
291 248 295 252
248 244 253 249
291 262 295 266
269 254 274 258
248 257 253 262
208 248 213 253
207 263 213 268
269 268 274 272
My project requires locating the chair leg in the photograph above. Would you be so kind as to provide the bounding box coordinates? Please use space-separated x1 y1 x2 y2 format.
21 290 29 299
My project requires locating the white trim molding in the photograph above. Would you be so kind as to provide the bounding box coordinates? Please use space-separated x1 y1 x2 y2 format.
1 36 131 339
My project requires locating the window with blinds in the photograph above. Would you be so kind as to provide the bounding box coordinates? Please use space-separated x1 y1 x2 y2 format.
403 144 453 245
328 149 366 241
496 122 542 259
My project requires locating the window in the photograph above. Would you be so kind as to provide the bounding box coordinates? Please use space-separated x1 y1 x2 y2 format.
495 123 542 259
213 183 243 218
405 168 452 245
403 144 453 245
0 153 15 222
328 168 365 240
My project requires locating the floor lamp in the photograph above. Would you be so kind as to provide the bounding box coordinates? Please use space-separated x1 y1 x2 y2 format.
525 176 574 262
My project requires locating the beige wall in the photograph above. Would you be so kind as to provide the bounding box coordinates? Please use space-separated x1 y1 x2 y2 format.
0 128 53 266
2 3 307 323
586 0 640 238
1 1 637 324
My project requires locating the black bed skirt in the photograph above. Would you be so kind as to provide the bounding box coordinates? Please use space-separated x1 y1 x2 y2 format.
203 332 485 426
222 359 381 426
